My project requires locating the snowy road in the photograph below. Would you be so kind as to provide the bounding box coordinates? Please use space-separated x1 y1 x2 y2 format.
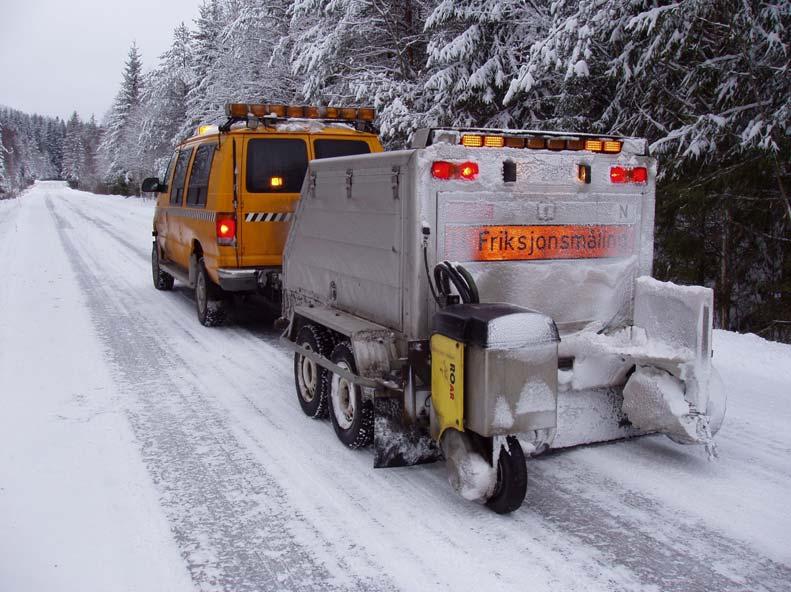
1 181 790 592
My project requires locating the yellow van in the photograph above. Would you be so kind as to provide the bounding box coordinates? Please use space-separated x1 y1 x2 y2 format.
144 103 383 326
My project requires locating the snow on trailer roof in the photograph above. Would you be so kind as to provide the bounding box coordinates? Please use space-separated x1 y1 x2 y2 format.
413 127 649 156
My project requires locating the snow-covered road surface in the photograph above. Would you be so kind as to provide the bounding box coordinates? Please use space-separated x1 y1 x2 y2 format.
1 181 790 592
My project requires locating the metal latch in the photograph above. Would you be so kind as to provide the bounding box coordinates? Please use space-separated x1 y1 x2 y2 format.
345 169 353 199
391 166 400 200
308 171 316 199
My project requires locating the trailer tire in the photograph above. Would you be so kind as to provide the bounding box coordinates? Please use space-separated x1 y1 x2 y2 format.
486 436 527 514
152 243 174 291
294 324 332 419
328 341 373 449
195 258 226 327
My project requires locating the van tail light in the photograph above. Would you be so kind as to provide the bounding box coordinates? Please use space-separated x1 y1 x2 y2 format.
216 214 236 246
431 161 479 181
610 166 648 184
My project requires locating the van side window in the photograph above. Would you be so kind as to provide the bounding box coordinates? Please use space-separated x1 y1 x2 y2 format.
170 147 193 205
162 153 177 186
246 139 308 193
186 144 215 207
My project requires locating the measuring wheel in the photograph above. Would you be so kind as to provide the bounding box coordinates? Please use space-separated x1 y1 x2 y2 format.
486 436 527 514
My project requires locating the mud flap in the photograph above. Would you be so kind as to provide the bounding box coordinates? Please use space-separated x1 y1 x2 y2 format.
373 397 441 468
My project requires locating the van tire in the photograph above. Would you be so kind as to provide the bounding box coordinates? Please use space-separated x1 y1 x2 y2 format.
328 341 373 449
195 257 226 327
152 243 174 291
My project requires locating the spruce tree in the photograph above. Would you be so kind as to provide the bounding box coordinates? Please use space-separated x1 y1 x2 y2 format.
99 41 144 194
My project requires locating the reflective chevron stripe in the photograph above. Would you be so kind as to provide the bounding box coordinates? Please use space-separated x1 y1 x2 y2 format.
244 212 294 222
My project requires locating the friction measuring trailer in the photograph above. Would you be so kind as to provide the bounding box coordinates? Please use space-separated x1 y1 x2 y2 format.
280 127 726 513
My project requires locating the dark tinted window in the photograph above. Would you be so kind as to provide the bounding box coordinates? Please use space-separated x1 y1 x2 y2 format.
246 139 308 193
186 144 215 207
314 139 371 159
163 153 176 186
170 147 193 205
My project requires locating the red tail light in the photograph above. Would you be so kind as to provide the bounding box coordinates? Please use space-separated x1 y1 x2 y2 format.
431 161 454 180
610 166 648 184
216 215 236 246
631 166 648 183
431 161 479 181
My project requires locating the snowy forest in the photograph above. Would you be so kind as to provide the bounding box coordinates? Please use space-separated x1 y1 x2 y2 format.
0 0 788 339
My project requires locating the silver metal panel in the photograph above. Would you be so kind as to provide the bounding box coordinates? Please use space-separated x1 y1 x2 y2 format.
284 151 415 332
465 342 559 437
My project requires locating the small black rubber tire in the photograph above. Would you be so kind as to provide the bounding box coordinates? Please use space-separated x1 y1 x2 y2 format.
486 436 528 514
195 257 226 327
152 243 174 291
328 341 373 449
294 324 333 419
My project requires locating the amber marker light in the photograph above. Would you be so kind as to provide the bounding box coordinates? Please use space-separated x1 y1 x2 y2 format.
225 103 248 117
603 140 622 154
585 139 604 152
249 104 267 117
484 135 505 147
358 107 376 121
527 137 546 149
269 176 284 189
504 137 525 148
341 107 358 120
459 161 479 180
461 134 483 147
268 104 287 117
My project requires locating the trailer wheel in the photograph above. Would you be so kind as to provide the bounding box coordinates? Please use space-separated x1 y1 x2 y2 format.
486 436 527 514
328 341 373 449
294 324 332 419
151 243 174 291
195 258 226 327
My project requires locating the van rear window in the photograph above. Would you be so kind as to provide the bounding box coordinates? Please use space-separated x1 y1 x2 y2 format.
314 139 371 159
246 139 308 193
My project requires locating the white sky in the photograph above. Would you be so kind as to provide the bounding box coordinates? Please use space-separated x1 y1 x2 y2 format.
0 0 200 122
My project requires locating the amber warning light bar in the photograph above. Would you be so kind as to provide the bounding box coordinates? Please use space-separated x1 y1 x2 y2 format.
224 103 375 122
444 225 636 262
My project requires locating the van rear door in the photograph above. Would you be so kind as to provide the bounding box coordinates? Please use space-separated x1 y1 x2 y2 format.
238 135 375 269
238 136 308 268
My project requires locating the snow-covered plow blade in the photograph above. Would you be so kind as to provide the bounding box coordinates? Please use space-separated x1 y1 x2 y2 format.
551 277 725 452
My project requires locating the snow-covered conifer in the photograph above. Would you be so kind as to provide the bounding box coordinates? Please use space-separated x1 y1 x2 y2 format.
99 42 145 193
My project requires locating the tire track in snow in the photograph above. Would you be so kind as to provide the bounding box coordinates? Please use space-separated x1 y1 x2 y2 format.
527 453 791 592
46 195 393 592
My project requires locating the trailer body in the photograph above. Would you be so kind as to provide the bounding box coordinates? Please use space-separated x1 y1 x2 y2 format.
281 128 725 512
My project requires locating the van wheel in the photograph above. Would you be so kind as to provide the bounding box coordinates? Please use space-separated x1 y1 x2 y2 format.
294 324 332 419
328 341 373 449
151 243 174 291
485 436 528 514
195 258 226 327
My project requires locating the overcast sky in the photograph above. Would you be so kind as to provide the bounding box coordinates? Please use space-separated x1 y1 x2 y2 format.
0 0 200 122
